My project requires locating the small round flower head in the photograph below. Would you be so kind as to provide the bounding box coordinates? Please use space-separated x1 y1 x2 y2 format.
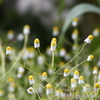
7 93 15 100
46 84 52 95
27 87 34 94
71 78 76 88
0 90 3 97
37 56 44 65
6 46 11 55
94 83 99 92
34 38 40 48
63 69 69 77
72 44 78 50
74 70 79 79
52 27 59 36
42 72 47 80
59 48 66 57
72 18 78 27
27 47 35 59
46 47 51 56
28 75 34 85
87 55 94 61
23 25 30 35
84 35 93 43
71 29 79 40
8 78 13 83
93 66 98 75
17 67 25 78
78 76 84 84
17 33 24 41
50 38 57 51
92 28 99 37
8 82 16 92
7 30 14 40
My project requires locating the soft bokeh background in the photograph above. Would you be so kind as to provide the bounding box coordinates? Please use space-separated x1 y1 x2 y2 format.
0 0 100 49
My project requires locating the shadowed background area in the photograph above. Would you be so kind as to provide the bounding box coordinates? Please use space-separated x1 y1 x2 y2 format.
0 0 100 49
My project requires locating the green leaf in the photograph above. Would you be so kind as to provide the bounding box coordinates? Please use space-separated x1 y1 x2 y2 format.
58 3 100 49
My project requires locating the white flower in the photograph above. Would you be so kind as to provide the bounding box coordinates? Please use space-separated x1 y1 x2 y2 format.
71 78 76 88
59 48 66 57
87 55 94 61
28 75 34 85
34 38 40 48
17 33 24 41
46 84 52 95
50 38 57 51
71 29 78 40
52 27 59 36
93 67 98 75
6 46 12 55
78 76 84 84
7 30 14 40
7 93 16 100
42 72 47 81
92 28 99 37
63 69 69 77
27 87 34 94
84 35 93 43
74 70 79 79
23 25 30 35
72 18 78 27
0 90 3 97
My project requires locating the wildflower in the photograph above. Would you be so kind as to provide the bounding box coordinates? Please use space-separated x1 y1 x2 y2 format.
83 84 90 92
17 33 24 41
71 29 79 40
23 25 30 35
46 84 52 95
92 28 99 37
0 90 3 97
63 69 69 77
37 56 44 65
84 35 93 43
72 18 78 27
74 70 79 79
27 87 34 94
42 72 47 80
78 76 84 84
71 78 76 88
6 46 11 55
27 47 35 59
34 38 40 48
50 38 57 51
7 93 16 100
72 44 78 50
28 75 34 85
55 90 65 98
8 83 16 92
46 47 51 56
52 27 59 36
87 55 94 61
8 78 13 83
59 48 66 57
17 67 25 78
94 83 99 92
64 53 71 61
98 71 100 80
93 67 98 75
7 30 14 40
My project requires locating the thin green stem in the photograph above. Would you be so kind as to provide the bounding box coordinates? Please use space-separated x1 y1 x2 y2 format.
10 54 40 76
4 34 28 77
55 43 87 74
37 48 51 67
0 45 5 76
56 59 86 87
81 84 91 100
51 51 54 68
33 85 42 100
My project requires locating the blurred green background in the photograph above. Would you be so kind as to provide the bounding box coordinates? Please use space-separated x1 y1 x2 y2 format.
0 0 100 49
